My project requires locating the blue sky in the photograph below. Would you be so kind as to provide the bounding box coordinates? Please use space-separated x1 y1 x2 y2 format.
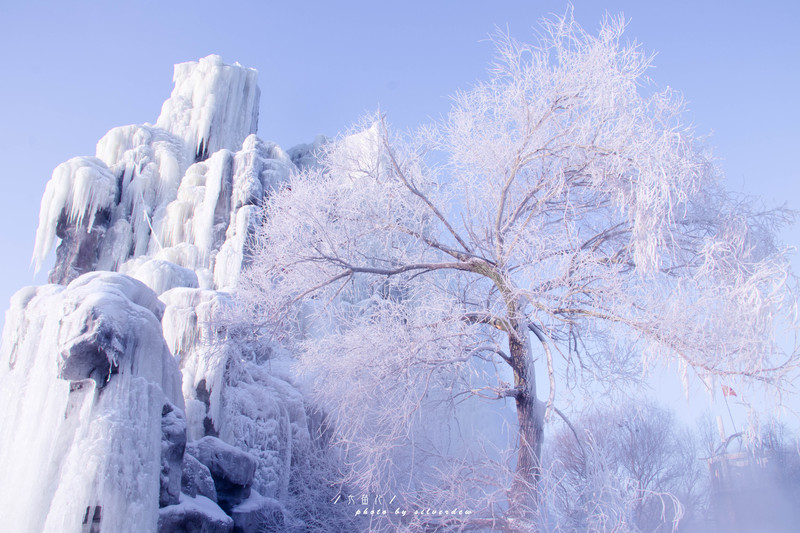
1 0 798 428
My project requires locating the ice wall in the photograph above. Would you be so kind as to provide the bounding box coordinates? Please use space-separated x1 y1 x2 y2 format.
4 56 317 532
0 273 183 532
160 287 311 501
156 54 260 164
32 62 293 290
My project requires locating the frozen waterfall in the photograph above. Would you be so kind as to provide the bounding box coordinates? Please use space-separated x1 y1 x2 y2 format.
1 55 315 532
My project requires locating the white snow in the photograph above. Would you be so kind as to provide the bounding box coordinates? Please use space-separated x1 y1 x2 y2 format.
232 488 268 513
119 257 199 296
160 493 233 528
179 493 231 523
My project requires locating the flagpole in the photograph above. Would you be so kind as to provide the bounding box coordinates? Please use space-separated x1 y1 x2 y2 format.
723 391 738 435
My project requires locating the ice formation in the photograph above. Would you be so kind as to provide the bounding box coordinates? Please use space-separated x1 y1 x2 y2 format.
0 273 183 532
156 54 260 164
2 55 315 532
32 56 292 292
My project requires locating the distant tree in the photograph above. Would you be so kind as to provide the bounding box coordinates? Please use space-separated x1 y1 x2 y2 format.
546 401 705 532
238 10 798 530
747 419 800 503
701 417 800 532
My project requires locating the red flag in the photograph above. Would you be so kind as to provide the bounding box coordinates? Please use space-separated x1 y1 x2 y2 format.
722 385 737 397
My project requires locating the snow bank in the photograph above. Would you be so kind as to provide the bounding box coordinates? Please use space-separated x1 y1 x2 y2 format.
119 257 199 295
158 493 233 533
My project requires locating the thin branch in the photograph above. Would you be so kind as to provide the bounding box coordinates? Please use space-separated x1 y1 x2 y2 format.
552 405 585 460
380 116 473 254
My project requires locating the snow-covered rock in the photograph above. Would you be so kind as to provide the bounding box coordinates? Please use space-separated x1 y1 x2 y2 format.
32 60 292 292
156 54 260 164
182 453 218 502
287 134 328 170
185 436 258 513
120 257 199 295
158 493 233 533
231 490 291 533
159 285 312 501
32 157 117 278
216 359 311 501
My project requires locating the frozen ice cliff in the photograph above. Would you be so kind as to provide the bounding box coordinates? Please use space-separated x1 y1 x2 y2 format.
1 55 326 532
31 54 291 291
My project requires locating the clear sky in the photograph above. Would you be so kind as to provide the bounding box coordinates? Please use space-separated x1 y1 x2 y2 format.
1 0 798 429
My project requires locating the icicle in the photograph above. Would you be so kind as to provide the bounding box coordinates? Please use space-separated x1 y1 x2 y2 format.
156 55 260 165
14 55 322 530
32 157 117 272
0 273 183 532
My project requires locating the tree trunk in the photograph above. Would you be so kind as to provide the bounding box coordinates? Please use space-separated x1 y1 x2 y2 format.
508 317 544 525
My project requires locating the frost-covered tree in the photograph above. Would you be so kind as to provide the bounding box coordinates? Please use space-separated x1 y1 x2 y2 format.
238 12 798 530
546 402 705 532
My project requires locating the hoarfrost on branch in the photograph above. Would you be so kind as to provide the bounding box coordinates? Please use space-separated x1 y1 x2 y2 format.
238 12 797 530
